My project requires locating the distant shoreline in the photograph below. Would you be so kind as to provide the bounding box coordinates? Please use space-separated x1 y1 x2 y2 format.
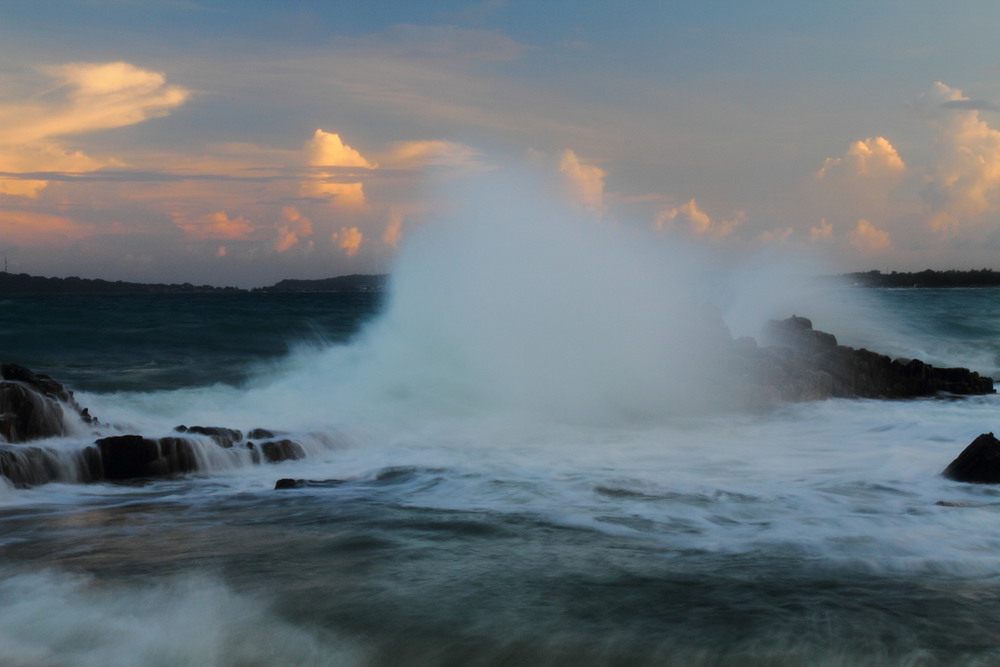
0 272 387 295
2 269 999 295
842 269 1000 288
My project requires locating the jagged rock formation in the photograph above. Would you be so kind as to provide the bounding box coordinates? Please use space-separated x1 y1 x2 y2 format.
942 433 1000 484
0 363 95 443
743 316 994 402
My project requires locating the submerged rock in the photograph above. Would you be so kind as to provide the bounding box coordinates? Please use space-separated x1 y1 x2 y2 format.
942 433 1000 484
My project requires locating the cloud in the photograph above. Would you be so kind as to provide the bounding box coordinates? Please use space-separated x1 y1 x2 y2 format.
916 82 1000 232
382 140 483 169
850 218 891 252
0 61 190 197
304 129 376 169
558 149 606 213
941 99 1000 112
383 207 405 248
815 136 905 181
273 206 313 252
0 209 92 244
655 198 744 240
809 219 834 242
301 130 373 208
332 225 363 257
758 227 793 244
173 210 257 240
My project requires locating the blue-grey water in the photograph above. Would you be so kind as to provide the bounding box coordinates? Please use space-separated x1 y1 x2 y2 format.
3 272 1000 665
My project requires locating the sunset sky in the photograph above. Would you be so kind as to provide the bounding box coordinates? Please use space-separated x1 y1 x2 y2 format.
2 1 1000 287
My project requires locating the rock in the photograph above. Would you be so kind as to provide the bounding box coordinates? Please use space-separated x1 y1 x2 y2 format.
274 477 344 490
93 435 199 481
0 363 95 443
247 428 276 440
942 433 1000 483
750 317 994 401
258 439 306 463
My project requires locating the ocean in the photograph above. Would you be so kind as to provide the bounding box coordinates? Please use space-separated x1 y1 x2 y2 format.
3 216 1000 665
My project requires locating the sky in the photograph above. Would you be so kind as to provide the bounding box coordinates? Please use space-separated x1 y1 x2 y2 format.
2 0 1000 287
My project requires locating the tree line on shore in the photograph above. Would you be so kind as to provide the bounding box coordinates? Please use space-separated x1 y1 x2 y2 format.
3 268 1000 295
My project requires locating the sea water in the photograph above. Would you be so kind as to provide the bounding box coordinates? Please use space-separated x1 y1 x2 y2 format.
3 201 1000 663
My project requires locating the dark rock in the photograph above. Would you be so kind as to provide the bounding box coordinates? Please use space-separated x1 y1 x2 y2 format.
274 477 344 490
748 317 994 401
247 428 276 440
94 435 199 481
0 363 98 443
0 446 66 488
943 433 1000 483
258 439 306 463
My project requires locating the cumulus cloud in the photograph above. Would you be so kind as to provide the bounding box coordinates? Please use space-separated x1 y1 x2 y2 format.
916 82 1000 232
273 206 313 252
558 149 605 213
173 211 257 241
815 136 905 183
301 130 374 208
850 218 891 252
332 225 363 256
655 198 744 240
0 61 190 197
304 129 376 169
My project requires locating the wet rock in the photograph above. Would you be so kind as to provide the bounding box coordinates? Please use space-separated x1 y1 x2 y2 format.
274 477 344 490
942 433 1000 483
258 439 306 463
94 435 199 481
0 363 95 443
247 428 276 440
0 446 67 488
750 317 994 400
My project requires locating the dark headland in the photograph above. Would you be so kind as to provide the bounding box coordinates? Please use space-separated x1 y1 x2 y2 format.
0 272 387 294
3 269 1000 294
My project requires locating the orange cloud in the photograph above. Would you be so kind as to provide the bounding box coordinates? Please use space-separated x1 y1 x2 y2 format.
332 226 363 257
0 61 190 198
383 208 405 247
850 218 891 252
656 198 744 240
559 149 605 213
305 130 376 169
918 82 1000 232
173 211 257 241
274 206 314 252
816 136 905 180
301 130 373 208
382 140 482 169
0 209 91 244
